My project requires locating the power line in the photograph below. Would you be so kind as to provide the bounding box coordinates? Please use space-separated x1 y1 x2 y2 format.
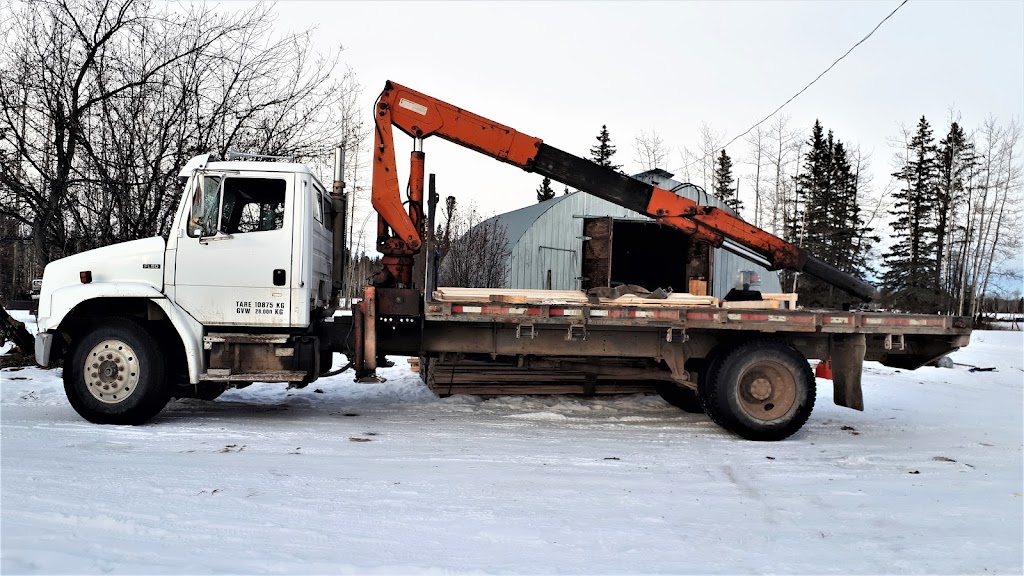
669 0 909 178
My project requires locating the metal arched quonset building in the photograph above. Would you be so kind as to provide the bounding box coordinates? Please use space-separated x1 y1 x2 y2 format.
478 169 782 297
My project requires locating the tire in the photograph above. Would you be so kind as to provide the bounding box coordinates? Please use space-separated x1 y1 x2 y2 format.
654 382 704 413
703 340 815 441
698 350 729 427
63 319 170 425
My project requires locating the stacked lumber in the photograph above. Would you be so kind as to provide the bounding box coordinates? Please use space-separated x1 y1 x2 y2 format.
433 287 589 304
432 287 718 307
432 287 799 311
721 300 783 310
761 293 799 309
721 293 799 310
591 294 719 307
425 359 656 396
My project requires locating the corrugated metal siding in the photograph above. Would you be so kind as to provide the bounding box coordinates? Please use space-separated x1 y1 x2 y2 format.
488 171 782 295
711 245 783 296
507 193 638 290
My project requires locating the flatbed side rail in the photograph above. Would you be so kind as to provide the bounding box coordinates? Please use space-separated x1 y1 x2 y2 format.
424 300 972 336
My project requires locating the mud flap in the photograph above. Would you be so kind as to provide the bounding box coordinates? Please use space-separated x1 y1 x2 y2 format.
831 334 866 411
34 333 52 366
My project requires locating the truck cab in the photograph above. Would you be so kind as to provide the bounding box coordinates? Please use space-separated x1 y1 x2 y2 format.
33 154 337 424
166 154 333 328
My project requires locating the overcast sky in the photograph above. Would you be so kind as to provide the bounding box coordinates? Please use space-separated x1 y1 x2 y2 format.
250 0 1022 251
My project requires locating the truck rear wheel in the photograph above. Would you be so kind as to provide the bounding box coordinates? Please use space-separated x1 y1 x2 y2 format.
698 350 729 427
64 319 170 425
703 340 815 441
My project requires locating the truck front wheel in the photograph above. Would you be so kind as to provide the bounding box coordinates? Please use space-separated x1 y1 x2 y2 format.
703 341 815 441
64 319 170 425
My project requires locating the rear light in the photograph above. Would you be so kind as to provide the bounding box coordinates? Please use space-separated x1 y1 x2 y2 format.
751 274 760 282
80 271 92 284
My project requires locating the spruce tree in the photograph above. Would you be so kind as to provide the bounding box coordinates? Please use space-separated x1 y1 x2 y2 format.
795 122 836 305
436 196 457 253
787 121 828 256
829 140 868 276
935 121 977 312
788 121 872 308
536 177 555 203
713 150 742 213
882 116 941 313
589 125 622 172
799 122 833 254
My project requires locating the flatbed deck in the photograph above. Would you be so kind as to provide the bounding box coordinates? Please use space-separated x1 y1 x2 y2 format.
382 287 972 427
425 287 971 337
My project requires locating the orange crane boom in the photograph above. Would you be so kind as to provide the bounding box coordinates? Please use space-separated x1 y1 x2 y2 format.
371 81 875 301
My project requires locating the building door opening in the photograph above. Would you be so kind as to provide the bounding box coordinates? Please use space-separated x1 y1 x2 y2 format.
610 221 689 292
582 218 711 294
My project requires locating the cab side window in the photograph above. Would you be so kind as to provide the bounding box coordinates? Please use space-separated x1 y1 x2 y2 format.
322 193 332 228
220 177 287 234
187 175 222 238
314 182 331 229
312 183 324 225
187 175 287 237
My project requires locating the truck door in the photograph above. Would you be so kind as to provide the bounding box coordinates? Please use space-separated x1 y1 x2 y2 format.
174 171 295 327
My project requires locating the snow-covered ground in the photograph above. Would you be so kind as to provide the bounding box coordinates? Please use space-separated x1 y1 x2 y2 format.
2 311 1021 574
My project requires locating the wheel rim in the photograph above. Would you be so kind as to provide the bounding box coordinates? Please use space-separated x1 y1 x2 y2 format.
84 339 141 404
736 360 797 422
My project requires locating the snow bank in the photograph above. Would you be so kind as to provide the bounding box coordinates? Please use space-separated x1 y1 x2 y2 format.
2 312 1021 574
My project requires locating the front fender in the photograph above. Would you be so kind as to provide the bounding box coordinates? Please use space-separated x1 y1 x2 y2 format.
39 282 166 332
37 284 206 383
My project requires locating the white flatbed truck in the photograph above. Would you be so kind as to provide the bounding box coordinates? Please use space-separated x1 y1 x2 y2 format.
14 82 971 440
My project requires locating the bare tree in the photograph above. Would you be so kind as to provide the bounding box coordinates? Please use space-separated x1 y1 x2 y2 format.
297 78 370 305
0 216 39 300
633 129 670 172
3 0 233 261
969 118 1022 316
764 115 801 237
0 0 359 265
678 122 724 194
437 202 509 288
848 145 885 273
743 125 769 228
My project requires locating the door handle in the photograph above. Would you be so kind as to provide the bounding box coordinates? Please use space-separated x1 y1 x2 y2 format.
273 269 286 286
